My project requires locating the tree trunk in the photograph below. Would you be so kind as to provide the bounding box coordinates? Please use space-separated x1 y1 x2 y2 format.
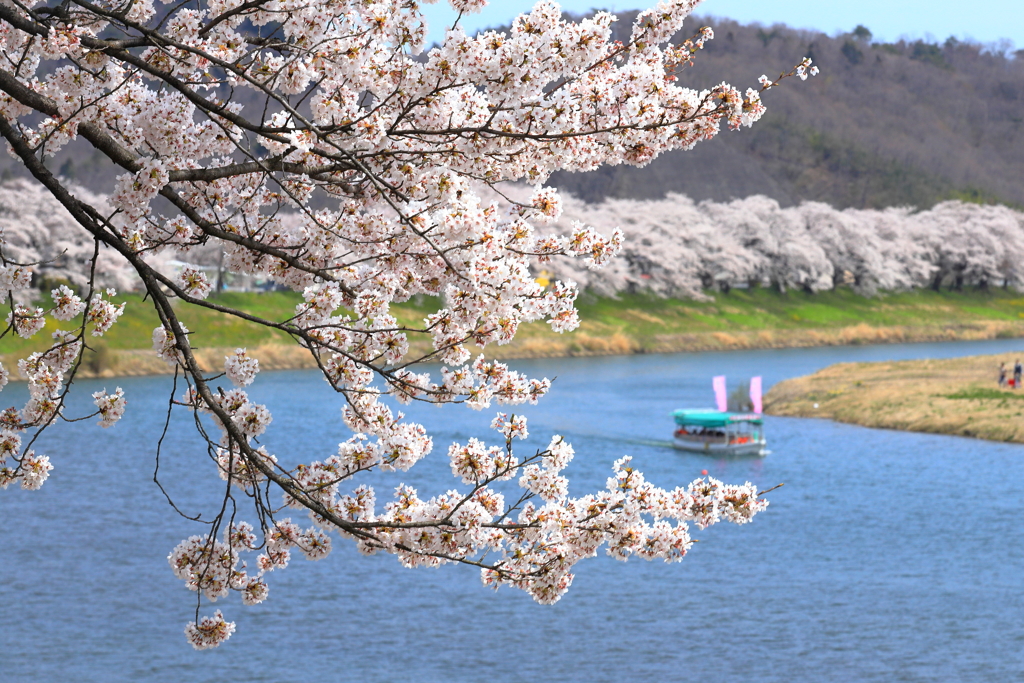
215 249 226 295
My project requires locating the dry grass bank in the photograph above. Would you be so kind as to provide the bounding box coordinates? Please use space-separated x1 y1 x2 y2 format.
67 343 321 379
493 319 1024 359
764 351 1024 443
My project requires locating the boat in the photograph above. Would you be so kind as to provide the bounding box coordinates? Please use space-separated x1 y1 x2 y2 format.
672 409 767 456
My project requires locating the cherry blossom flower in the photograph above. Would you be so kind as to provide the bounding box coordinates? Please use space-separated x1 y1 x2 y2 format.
86 294 126 337
92 388 127 428
0 264 32 291
184 611 236 650
18 452 53 490
152 323 189 366
50 285 86 321
491 413 529 441
175 266 212 300
216 445 277 489
7 305 45 339
0 426 18 452
224 349 259 387
240 577 269 606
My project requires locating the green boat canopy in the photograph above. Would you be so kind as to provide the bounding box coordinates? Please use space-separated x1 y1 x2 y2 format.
673 410 763 428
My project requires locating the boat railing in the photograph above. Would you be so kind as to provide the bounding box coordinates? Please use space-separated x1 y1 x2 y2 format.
675 425 761 446
674 428 729 445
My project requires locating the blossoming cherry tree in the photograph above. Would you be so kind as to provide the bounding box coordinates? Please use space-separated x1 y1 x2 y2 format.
0 0 813 648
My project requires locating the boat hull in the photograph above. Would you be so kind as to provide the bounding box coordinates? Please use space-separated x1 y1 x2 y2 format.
672 436 767 457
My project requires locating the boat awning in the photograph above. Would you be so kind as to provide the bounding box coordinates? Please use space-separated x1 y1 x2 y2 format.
673 410 763 427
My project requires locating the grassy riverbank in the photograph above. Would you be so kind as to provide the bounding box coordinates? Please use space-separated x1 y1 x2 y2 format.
7 288 1024 379
764 351 1024 443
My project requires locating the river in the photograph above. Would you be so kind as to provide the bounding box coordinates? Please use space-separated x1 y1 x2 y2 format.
3 338 1024 682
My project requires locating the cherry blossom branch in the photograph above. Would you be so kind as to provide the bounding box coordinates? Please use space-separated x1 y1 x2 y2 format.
0 0 804 648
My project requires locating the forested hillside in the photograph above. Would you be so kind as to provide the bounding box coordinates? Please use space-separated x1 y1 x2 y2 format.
548 14 1024 210
5 12 1020 211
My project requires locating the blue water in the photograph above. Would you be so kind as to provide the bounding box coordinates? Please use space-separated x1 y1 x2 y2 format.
4 338 1024 682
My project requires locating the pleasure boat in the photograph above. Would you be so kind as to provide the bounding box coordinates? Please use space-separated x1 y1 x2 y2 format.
672 409 767 457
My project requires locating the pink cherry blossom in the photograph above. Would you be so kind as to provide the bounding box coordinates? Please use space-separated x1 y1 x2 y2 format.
7 305 45 339
224 348 259 387
92 388 127 428
175 266 212 300
184 611 236 650
50 285 86 321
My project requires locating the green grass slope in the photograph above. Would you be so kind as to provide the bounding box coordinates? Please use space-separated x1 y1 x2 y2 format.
5 288 1024 376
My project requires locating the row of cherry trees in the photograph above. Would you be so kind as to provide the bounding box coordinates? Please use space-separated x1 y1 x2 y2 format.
0 178 157 293
8 177 1023 301
524 191 1024 298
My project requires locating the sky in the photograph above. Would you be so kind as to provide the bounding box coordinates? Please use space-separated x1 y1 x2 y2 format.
420 0 1024 51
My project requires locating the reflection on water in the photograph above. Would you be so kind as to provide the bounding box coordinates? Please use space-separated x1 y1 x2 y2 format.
3 338 1024 682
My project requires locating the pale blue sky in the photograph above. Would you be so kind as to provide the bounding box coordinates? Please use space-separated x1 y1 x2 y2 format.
421 1 1023 51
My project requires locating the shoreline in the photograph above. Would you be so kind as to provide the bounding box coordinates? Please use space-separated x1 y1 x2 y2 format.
5 319 1024 381
764 351 1024 444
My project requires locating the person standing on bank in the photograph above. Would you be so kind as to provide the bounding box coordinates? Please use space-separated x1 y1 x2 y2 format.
1015 360 1022 389
999 362 1008 387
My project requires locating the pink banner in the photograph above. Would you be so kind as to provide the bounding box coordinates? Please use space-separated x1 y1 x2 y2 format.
713 375 727 412
750 376 763 414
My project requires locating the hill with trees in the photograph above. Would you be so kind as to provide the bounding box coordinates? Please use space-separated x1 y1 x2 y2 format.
547 14 1024 210
9 14 1022 213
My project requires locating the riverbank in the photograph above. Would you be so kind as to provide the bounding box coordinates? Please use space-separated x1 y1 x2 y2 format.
764 351 1024 443
7 288 1024 380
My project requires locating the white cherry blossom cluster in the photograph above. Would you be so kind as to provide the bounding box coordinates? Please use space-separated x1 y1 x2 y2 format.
182 383 273 439
1 450 53 490
796 57 821 81
491 412 529 441
51 285 86 321
152 323 190 367
215 444 277 489
0 426 51 490
224 348 259 387
0 339 70 487
168 411 769 624
86 291 126 337
181 407 760 625
0 260 127 488
0 0 804 646
92 388 127 428
184 611 236 650
6 304 45 339
0 263 32 292
175 266 212 300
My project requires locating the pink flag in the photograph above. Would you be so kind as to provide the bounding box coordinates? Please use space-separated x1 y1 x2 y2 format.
750 376 763 414
713 375 727 412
